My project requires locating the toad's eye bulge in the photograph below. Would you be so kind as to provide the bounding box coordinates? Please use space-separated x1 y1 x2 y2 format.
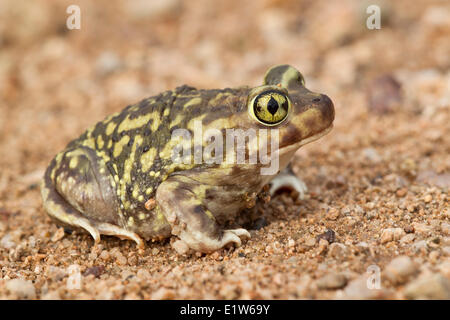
251 91 290 125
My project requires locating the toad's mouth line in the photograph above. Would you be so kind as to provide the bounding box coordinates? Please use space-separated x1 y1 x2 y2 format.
278 124 334 155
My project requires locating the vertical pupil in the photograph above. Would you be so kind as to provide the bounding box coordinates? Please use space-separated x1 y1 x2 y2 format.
267 96 279 115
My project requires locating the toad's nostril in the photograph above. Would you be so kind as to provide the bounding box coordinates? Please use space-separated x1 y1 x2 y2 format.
312 97 321 102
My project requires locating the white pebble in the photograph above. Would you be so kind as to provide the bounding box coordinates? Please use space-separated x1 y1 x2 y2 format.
6 279 36 299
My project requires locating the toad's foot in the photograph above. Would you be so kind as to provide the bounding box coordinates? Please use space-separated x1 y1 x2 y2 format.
175 229 251 254
93 221 145 249
222 228 251 247
270 164 308 199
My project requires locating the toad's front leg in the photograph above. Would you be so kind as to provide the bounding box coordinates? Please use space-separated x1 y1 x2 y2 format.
156 175 250 252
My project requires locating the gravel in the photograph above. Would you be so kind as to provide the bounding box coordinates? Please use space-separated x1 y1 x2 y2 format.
384 256 418 284
5 279 36 299
404 274 450 300
316 273 347 290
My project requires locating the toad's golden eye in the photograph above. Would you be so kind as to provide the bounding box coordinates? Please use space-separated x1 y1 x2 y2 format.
250 91 290 126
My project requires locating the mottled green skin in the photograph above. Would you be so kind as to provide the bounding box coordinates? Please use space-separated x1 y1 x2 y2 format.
41 65 335 252
69 85 248 211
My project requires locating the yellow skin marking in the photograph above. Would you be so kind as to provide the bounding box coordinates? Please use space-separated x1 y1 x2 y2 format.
140 147 157 172
81 137 96 149
208 92 231 106
118 113 153 133
163 108 170 116
69 157 78 169
169 114 184 129
97 135 104 149
113 135 130 158
132 184 139 199
120 135 143 209
145 187 153 195
148 111 161 132
184 97 202 108
105 122 116 136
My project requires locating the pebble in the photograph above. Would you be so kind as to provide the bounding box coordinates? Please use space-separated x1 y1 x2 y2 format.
316 273 347 290
111 250 127 265
366 74 402 114
404 225 414 233
444 208 450 219
416 171 450 189
326 208 340 220
404 274 450 299
305 237 316 247
83 265 105 278
318 239 329 254
437 261 450 278
362 148 381 163
47 266 66 281
6 279 36 299
328 243 347 258
380 228 405 244
288 239 296 248
125 0 181 19
151 288 175 300
412 222 432 235
396 188 407 197
0 234 16 249
172 240 190 255
95 51 122 75
384 256 418 284
341 278 388 299
316 229 336 244
51 227 65 242
412 240 428 252
400 233 415 244
136 269 151 280
441 223 450 236
40 291 61 300
428 250 440 263
443 246 450 256
99 250 110 261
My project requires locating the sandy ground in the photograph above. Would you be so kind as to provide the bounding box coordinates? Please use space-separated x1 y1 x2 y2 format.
0 0 449 299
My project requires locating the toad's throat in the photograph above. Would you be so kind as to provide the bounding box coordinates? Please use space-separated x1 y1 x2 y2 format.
278 124 333 156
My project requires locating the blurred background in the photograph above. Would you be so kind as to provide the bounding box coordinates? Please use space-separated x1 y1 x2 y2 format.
0 0 449 300
0 0 448 178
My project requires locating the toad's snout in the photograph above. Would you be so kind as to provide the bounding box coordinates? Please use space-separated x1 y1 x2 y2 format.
312 94 335 128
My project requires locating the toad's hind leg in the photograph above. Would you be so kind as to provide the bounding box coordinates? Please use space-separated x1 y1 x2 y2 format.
41 147 144 248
